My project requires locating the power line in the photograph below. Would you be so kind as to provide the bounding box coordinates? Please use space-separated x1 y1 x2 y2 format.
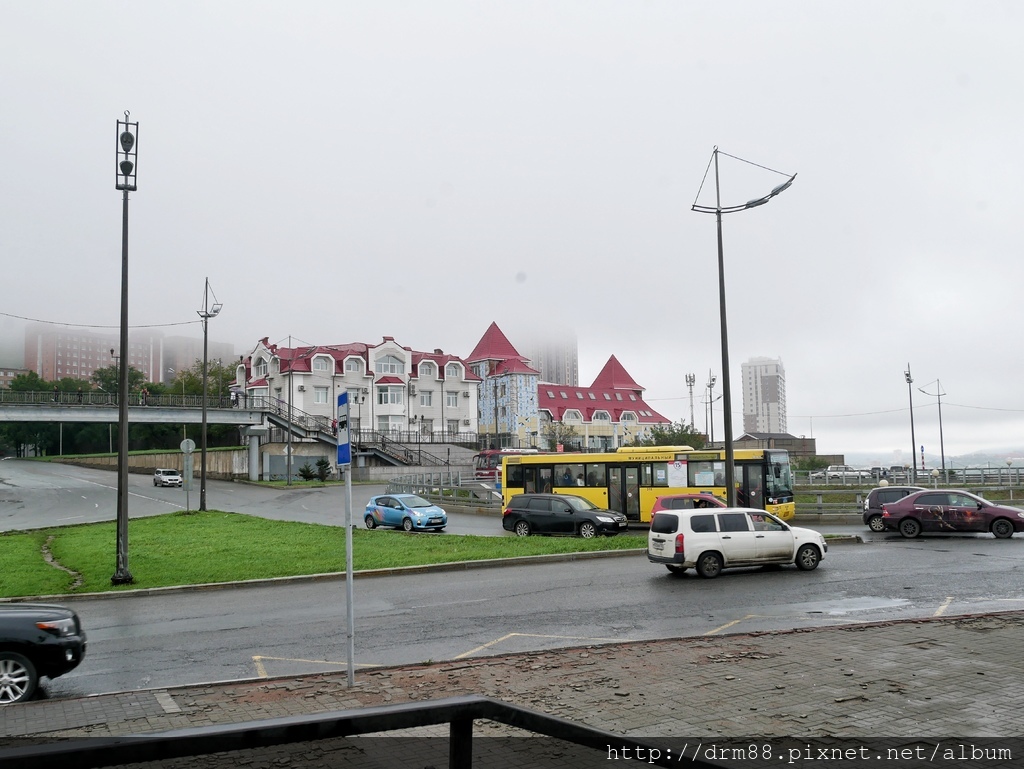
0 310 200 330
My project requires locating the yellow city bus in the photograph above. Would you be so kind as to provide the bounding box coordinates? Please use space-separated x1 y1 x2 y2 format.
501 445 795 523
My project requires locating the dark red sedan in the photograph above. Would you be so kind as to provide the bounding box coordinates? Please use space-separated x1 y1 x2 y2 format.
881 489 1024 539
650 493 727 514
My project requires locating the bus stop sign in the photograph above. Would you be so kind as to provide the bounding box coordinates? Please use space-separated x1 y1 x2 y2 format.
337 392 351 466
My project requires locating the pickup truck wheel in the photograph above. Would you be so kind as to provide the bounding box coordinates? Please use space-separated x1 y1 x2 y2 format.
0 651 38 704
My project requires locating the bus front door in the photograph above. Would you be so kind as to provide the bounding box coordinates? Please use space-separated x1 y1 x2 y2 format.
608 465 641 521
736 463 764 509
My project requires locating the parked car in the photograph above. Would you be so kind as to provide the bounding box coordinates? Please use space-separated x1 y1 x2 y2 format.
862 485 925 532
0 603 87 705
881 490 1024 539
651 493 727 513
501 493 628 538
647 507 827 578
153 468 182 487
364 494 447 532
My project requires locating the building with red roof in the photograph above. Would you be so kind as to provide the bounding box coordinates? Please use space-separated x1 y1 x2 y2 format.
467 323 671 450
237 336 480 440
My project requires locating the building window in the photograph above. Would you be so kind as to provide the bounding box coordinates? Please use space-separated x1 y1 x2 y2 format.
447 419 460 434
313 358 330 372
593 411 610 422
375 355 404 375
345 358 362 373
446 391 459 408
378 386 403 405
420 362 435 378
254 359 268 378
314 387 329 404
420 390 433 407
445 363 461 378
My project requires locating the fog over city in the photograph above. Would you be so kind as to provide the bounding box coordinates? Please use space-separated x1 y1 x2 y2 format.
3 2 1023 464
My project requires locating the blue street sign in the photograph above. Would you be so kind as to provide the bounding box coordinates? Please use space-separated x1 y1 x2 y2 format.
337 392 351 466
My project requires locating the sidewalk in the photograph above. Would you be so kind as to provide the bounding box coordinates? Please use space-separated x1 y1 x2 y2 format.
5 610 1022 753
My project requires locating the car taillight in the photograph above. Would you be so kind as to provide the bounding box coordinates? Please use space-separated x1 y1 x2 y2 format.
675 533 685 554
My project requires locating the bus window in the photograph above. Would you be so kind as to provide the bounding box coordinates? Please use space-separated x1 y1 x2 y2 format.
554 463 585 487
650 463 669 486
689 461 724 487
505 463 524 488
585 463 604 487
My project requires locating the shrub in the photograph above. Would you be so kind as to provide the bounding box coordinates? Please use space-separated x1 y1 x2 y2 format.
315 457 331 482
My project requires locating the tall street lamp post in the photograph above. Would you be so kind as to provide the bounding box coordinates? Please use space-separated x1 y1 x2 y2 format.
905 365 917 483
693 148 795 505
111 112 137 585
197 278 222 511
919 379 946 478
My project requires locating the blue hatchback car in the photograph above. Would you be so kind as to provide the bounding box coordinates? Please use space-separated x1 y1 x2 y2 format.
364 494 448 532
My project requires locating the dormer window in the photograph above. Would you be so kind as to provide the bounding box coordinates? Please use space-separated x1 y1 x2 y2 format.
375 355 404 375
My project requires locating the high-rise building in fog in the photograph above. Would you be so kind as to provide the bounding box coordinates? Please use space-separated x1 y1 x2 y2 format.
519 335 578 386
741 356 787 434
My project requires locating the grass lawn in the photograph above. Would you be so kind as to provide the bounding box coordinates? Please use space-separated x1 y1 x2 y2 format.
0 511 647 599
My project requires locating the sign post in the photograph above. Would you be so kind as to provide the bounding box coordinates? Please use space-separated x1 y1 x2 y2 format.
337 393 355 687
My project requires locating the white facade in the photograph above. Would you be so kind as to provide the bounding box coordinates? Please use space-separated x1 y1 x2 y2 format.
741 356 787 434
238 337 479 437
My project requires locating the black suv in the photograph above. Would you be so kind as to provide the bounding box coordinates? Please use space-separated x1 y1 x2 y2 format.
0 603 87 704
863 486 925 532
501 493 628 538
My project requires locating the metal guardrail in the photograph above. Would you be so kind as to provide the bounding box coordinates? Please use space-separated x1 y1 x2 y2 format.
0 695 721 769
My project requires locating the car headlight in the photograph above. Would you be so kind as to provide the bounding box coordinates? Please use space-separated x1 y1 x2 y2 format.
596 516 615 523
36 617 76 637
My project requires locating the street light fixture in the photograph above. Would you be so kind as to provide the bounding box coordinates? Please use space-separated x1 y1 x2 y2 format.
904 365 917 483
693 148 796 505
197 278 222 511
111 111 137 586
918 379 946 478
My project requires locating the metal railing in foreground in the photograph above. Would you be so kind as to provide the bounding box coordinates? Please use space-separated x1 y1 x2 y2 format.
0 694 719 769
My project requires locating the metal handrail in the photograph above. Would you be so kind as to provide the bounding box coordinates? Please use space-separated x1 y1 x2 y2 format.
0 695 718 769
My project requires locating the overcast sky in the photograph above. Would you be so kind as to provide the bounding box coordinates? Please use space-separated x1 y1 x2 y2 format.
3 2 1022 464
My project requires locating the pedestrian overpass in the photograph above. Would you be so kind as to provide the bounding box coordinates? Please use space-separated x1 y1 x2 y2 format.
0 391 458 468
0 391 335 441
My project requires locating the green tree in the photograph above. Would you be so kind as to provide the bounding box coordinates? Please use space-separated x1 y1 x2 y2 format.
625 420 707 449
91 364 145 394
542 423 579 450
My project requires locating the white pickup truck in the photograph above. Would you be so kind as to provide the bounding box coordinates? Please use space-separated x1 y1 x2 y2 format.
825 464 871 481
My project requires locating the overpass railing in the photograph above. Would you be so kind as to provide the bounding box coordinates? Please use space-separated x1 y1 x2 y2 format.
0 695 715 769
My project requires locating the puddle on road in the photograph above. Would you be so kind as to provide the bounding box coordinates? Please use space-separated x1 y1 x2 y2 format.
780 596 911 616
